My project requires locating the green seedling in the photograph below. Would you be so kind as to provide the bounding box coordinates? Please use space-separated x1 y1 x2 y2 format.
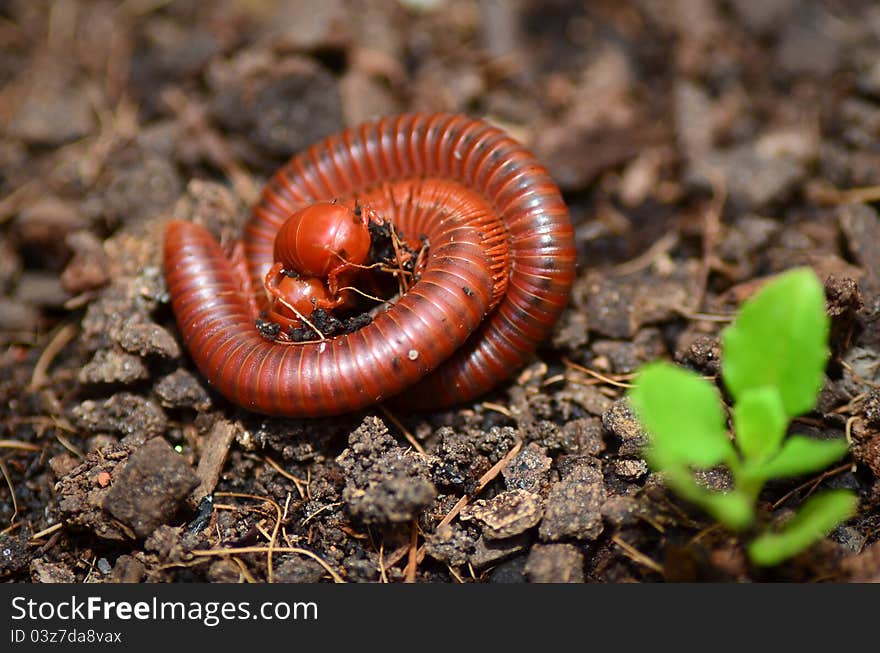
629 268 856 566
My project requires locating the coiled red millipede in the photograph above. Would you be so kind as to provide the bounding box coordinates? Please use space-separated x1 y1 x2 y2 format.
163 112 576 417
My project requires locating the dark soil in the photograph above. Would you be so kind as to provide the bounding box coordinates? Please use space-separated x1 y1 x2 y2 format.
1 0 880 583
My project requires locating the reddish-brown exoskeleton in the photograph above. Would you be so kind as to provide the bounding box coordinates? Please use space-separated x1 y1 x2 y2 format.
162 113 576 417
264 201 377 332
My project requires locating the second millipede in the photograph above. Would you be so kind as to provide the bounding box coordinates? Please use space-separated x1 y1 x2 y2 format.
163 112 577 417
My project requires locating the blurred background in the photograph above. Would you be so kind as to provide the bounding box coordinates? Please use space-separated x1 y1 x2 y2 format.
3 0 878 328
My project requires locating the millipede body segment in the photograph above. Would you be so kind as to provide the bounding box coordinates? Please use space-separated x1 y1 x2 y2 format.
163 113 577 416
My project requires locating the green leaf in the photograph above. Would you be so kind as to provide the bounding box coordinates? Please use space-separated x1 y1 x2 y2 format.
748 490 857 566
721 268 829 417
700 490 755 531
662 466 754 530
752 436 849 479
629 362 734 468
733 386 787 464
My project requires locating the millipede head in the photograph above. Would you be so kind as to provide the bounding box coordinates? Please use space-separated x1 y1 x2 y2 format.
273 202 372 278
